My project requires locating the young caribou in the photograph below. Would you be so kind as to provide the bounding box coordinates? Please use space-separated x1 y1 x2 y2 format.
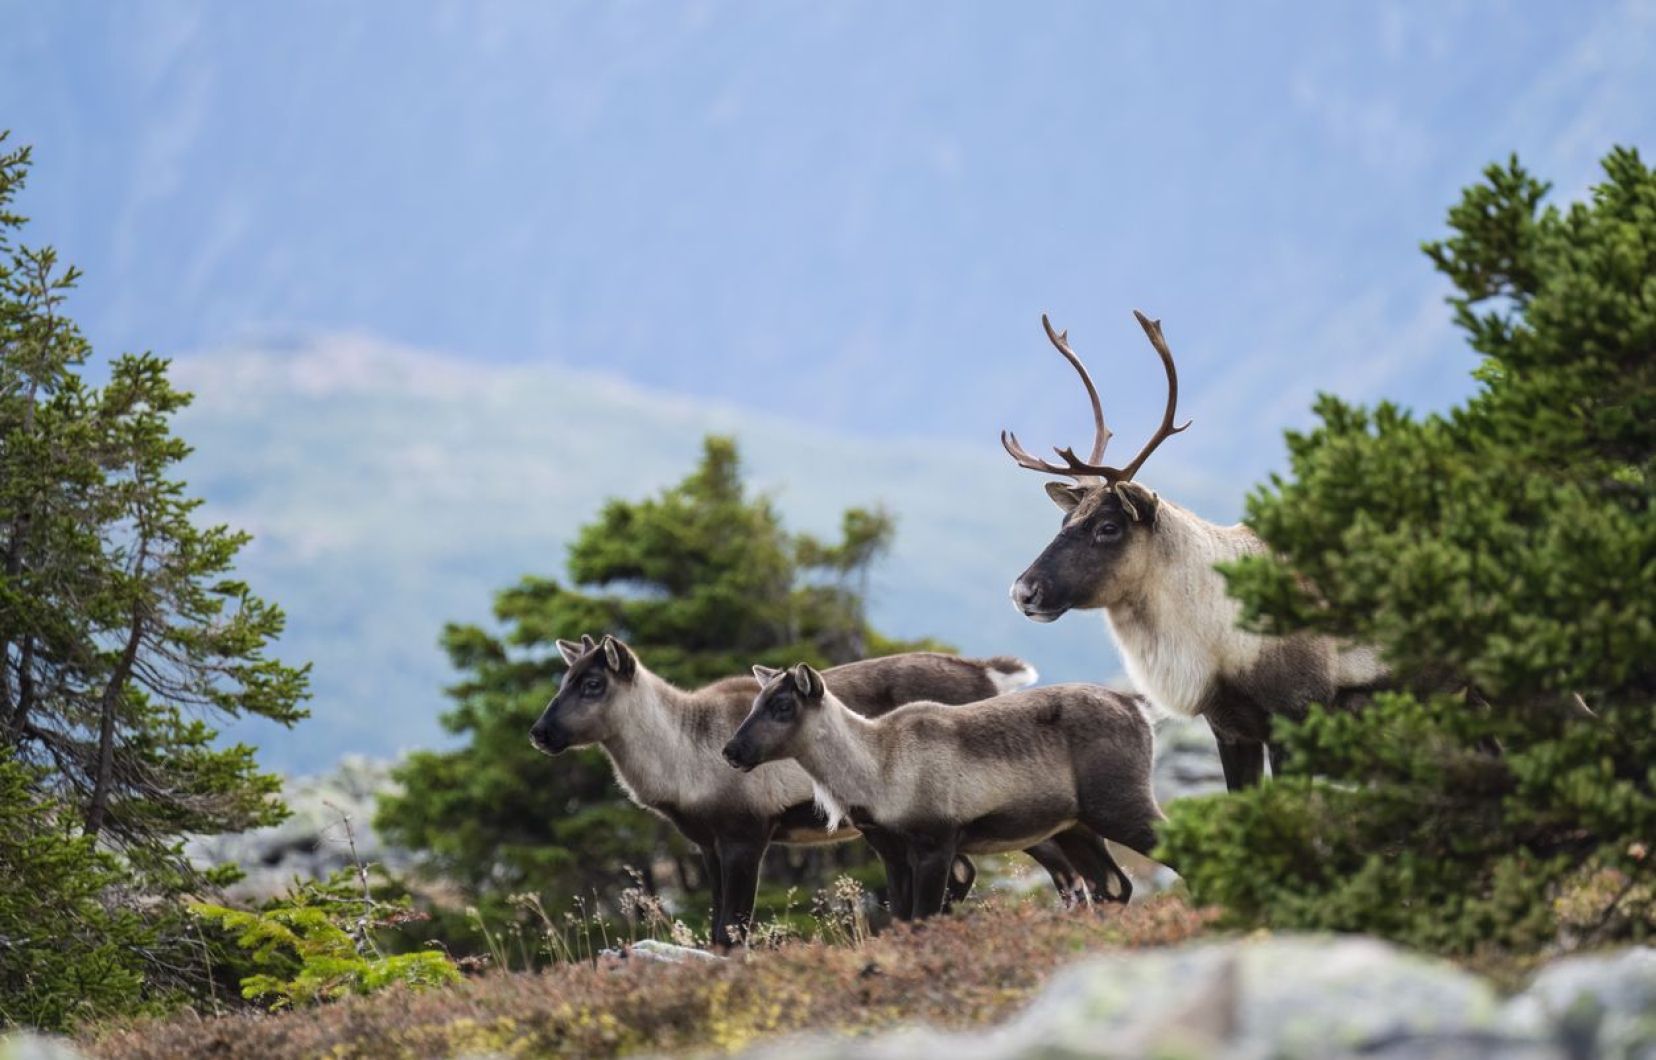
724 664 1167 919
529 635 1126 946
1002 311 1388 788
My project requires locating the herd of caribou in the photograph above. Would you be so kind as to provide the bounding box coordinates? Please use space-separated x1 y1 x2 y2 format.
530 311 1389 948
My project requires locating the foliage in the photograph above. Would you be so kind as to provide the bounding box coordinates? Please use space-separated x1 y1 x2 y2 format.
191 872 459 1008
0 132 310 1027
87 893 1217 1060
0 756 162 1031
1160 148 1656 954
376 436 941 918
1 128 308 862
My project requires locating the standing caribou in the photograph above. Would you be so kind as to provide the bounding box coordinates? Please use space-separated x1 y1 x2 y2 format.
1003 311 1387 789
724 663 1165 919
529 635 1129 946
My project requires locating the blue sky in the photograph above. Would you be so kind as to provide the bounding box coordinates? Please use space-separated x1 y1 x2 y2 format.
3 2 1652 769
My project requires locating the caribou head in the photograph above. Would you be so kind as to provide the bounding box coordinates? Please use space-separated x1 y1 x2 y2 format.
1005 311 1191 621
529 634 638 754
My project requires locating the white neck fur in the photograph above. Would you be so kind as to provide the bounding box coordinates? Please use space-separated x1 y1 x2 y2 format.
597 670 710 806
791 693 885 831
1104 497 1261 718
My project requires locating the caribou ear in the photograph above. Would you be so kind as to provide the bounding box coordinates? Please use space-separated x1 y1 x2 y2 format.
580 634 597 652
1044 482 1087 513
599 635 636 677
751 664 783 684
555 639 585 665
1114 481 1160 526
790 663 824 700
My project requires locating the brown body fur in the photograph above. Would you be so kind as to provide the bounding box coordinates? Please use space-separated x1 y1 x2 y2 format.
727 669 1165 919
531 638 1116 945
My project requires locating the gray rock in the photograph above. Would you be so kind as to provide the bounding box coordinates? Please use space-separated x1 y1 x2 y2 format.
0 1033 88 1060
615 939 726 965
186 755 410 900
1503 947 1656 1060
739 937 1655 1060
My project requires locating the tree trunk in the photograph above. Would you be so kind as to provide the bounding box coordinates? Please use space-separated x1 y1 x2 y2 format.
8 635 35 738
84 607 144 837
1 374 40 741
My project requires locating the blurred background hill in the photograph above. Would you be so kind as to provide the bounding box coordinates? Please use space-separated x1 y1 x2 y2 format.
5 3 1654 768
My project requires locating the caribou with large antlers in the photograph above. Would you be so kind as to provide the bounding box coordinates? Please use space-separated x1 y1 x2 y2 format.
1004 311 1387 788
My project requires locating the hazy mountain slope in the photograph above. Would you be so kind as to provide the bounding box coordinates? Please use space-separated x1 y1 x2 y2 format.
173 334 1235 770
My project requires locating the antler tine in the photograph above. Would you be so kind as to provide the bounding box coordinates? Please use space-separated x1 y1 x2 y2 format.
1117 310 1193 482
1002 310 1193 485
1040 314 1112 463
1000 430 1106 481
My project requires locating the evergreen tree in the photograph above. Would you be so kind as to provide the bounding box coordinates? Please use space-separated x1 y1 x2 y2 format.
0 757 156 1030
1159 148 1655 953
376 436 941 910
0 133 310 1025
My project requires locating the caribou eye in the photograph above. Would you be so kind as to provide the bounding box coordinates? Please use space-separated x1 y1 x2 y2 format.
1095 522 1122 542
580 676 605 696
771 698 795 720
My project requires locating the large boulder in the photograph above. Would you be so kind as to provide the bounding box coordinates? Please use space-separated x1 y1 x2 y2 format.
739 936 1655 1059
1504 947 1656 1059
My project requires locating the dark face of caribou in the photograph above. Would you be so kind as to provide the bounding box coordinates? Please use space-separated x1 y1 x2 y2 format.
1000 311 1190 620
529 635 637 755
1011 481 1159 622
723 664 823 771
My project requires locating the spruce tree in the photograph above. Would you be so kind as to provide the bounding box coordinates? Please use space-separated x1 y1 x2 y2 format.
1159 148 1655 953
0 133 310 1024
377 436 941 911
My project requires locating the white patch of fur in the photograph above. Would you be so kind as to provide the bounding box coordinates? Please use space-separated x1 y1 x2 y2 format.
791 703 890 827
1105 500 1265 718
989 662 1039 693
810 778 850 832
1335 642 1388 687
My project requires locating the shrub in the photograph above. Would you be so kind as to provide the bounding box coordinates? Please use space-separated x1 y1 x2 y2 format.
191 871 459 1008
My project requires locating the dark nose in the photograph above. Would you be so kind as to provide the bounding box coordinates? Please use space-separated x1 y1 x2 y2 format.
722 742 748 770
529 721 566 754
1011 577 1045 611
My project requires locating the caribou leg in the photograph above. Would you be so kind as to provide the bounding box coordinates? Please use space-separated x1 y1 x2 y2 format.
1217 736 1265 791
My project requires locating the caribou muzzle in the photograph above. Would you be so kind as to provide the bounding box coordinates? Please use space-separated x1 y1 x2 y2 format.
1011 575 1068 623
721 739 760 772
528 718 571 755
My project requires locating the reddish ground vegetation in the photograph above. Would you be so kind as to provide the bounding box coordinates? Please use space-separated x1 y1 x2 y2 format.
87 894 1217 1058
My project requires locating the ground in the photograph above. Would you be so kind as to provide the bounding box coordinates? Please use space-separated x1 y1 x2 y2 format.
83 895 1216 1059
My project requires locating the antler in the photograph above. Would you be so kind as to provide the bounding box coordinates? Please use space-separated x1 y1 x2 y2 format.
999 314 1115 481
1000 309 1192 484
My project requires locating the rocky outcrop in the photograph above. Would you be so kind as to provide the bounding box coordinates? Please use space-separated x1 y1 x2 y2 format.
186 756 408 900
739 936 1655 1059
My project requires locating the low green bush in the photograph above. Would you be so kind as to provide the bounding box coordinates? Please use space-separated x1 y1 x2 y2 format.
191 872 459 1008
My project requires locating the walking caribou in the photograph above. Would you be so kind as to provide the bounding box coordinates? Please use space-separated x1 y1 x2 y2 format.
1002 311 1387 789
